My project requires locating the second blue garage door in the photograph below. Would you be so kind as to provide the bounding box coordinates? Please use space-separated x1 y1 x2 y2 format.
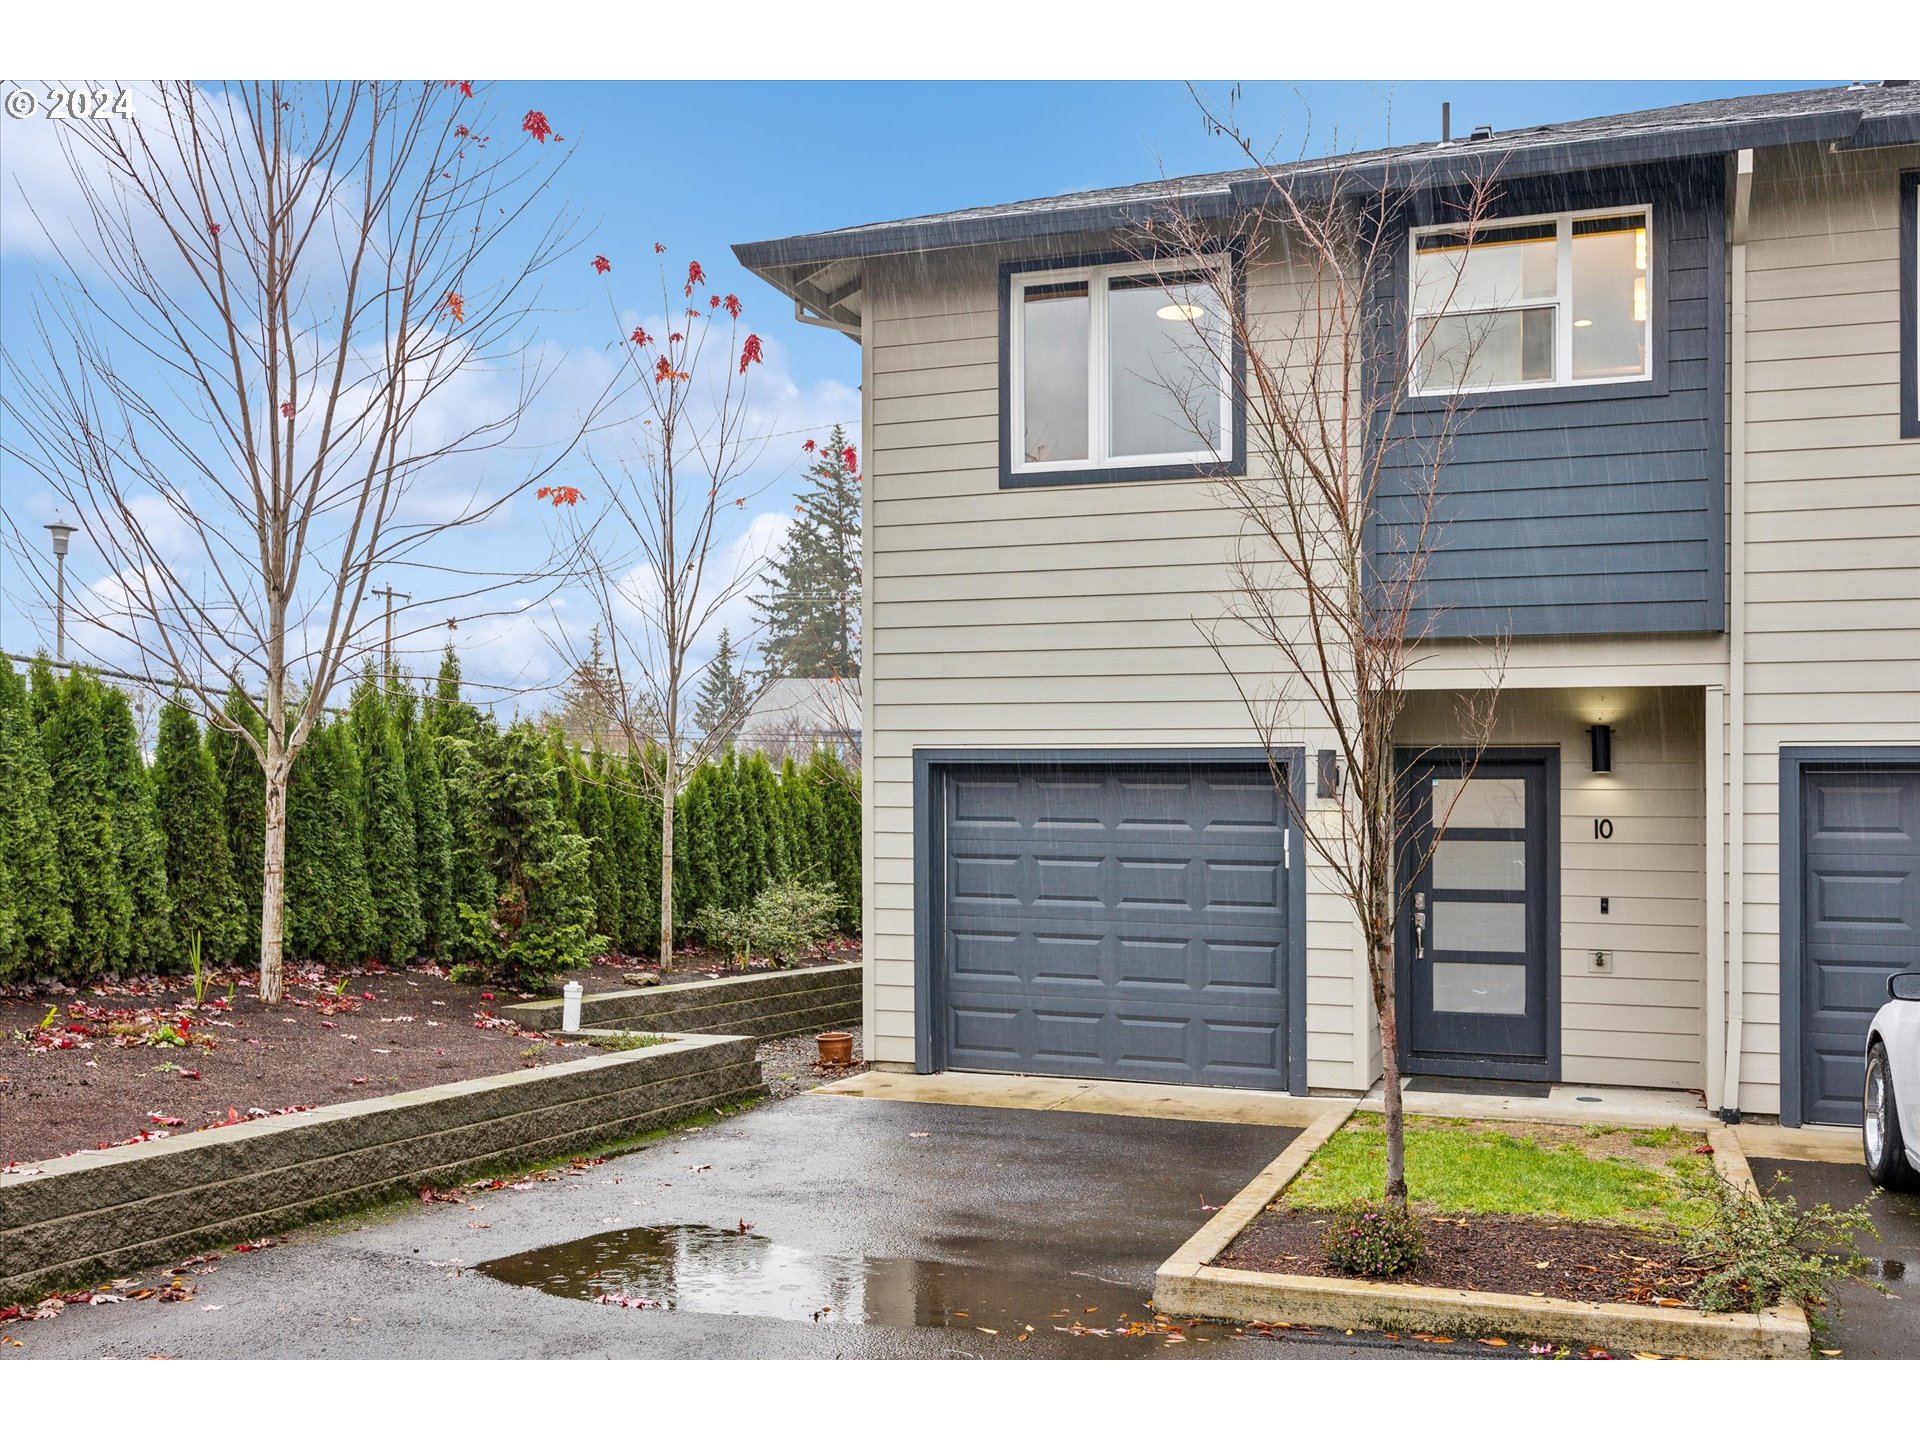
933 759 1295 1090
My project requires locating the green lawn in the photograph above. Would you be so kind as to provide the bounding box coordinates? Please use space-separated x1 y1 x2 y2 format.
1285 1114 1711 1228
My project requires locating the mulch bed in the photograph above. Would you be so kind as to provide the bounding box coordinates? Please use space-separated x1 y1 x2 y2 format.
2 942 863 1168
1220 1208 1706 1308
756 1025 868 1102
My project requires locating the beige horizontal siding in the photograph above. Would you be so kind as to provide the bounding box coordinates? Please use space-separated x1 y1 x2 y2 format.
1733 141 1920 1119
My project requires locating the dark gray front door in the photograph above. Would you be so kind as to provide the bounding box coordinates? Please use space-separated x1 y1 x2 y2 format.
937 761 1291 1090
1396 751 1558 1081
1800 767 1920 1126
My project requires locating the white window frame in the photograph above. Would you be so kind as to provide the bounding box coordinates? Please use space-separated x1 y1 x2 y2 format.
1408 203 1654 398
1008 255 1234 477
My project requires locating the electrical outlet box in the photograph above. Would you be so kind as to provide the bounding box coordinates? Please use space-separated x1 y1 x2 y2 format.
1589 950 1613 974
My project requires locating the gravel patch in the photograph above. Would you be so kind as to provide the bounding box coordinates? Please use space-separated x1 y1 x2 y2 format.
757 1025 866 1102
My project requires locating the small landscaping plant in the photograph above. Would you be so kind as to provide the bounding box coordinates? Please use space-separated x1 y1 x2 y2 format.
698 879 840 969
1320 1198 1424 1278
584 1032 669 1052
1680 1166 1876 1314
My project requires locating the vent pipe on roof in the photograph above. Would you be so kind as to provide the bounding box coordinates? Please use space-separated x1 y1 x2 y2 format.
1469 122 1495 142
1441 102 1450 144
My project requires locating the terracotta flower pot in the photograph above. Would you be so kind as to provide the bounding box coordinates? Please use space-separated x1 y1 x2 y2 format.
816 1031 854 1067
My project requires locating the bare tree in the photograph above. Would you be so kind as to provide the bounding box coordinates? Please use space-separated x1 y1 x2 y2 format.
1 81 616 1002
1146 98 1510 1207
547 251 773 969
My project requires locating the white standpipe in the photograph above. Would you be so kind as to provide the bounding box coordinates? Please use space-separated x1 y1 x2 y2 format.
562 980 583 1034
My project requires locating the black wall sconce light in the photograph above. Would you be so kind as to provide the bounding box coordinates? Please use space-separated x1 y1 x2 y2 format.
1317 748 1343 799
1589 724 1614 774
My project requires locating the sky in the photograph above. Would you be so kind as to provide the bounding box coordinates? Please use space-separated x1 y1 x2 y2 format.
0 78 1827 715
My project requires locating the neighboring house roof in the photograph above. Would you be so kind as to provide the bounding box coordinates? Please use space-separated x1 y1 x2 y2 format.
738 677 860 740
734 82 1920 329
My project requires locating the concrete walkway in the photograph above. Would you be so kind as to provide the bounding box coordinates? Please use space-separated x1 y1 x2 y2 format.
812 1069 1343 1128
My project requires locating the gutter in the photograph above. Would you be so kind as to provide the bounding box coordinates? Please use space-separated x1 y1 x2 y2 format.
1721 148 1755 1123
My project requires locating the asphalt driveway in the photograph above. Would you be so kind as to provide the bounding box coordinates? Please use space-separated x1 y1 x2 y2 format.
1764 1156 1920 1360
0 1094 1443 1360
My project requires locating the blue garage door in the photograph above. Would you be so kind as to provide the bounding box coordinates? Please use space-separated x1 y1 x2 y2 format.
1801 766 1920 1126
937 761 1293 1090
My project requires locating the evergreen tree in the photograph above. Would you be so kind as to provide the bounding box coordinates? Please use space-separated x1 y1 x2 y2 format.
37 664 133 978
0 662 69 981
428 641 483 741
752 426 862 679
741 750 784 890
692 629 750 746
547 728 579 828
452 723 596 984
207 684 266 958
778 753 825 885
351 675 423 964
153 697 244 967
99 686 172 969
609 754 658 952
408 719 455 957
285 717 375 965
674 765 716 938
713 751 751 909
809 749 863 932
573 748 623 945
547 626 621 750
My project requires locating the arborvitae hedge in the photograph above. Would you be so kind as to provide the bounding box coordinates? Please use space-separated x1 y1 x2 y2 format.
153 699 244 967
0 661 69 981
2 655 861 984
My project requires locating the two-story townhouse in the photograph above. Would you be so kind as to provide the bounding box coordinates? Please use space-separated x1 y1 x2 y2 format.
736 83 1920 1126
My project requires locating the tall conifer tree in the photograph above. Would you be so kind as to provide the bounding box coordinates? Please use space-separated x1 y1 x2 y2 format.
37 665 132 977
753 426 862 679
100 686 172 968
0 662 69 980
154 697 244 966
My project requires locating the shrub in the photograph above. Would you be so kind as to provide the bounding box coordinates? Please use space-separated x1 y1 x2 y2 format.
1679 1167 1875 1314
1319 1199 1424 1278
698 878 840 968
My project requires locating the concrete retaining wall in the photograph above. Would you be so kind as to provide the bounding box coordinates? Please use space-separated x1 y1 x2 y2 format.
0 1032 763 1305
503 962 861 1041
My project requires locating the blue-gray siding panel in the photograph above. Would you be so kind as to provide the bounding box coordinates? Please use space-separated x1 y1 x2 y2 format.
1369 159 1728 639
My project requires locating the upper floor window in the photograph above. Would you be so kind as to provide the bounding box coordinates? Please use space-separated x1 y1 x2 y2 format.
1010 257 1233 477
1410 207 1652 396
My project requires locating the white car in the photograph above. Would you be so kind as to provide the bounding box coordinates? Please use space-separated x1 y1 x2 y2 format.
1864 969 1920 1190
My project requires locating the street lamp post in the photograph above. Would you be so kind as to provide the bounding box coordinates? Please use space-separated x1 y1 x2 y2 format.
44 519 76 663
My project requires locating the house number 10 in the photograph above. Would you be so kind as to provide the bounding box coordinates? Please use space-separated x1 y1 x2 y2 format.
1593 818 1614 840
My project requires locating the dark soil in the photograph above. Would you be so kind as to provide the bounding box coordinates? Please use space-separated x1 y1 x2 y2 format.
1221 1208 1705 1307
1 964 586 1167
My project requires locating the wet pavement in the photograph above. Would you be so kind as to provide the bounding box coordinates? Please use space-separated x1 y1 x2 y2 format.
1 1095 1458 1360
1765 1157 1920 1360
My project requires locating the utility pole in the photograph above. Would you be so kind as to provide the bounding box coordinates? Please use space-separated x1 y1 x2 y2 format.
371 584 410 679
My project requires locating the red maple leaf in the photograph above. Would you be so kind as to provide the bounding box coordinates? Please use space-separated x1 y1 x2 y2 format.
207 222 221 239
654 242 666 254
684 260 706 297
654 355 674 384
630 326 651 347
739 333 764 374
841 445 858 471
801 438 817 452
522 110 553 144
592 254 611 274
455 124 470 139
445 81 474 98
279 402 295 419
721 293 742 319
442 290 465 325
535 485 582 506
669 331 684 343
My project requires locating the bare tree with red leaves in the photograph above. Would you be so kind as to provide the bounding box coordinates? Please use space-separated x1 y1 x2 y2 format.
1 81 618 1002
545 252 772 969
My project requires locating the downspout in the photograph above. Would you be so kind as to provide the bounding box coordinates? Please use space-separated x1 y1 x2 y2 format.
1721 149 1754 1122
1705 683 1726 1113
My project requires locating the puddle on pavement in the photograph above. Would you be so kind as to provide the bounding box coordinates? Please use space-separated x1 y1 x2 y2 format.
476 1223 1150 1330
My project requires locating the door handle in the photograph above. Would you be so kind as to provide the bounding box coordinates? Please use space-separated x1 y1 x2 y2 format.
1413 892 1426 961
